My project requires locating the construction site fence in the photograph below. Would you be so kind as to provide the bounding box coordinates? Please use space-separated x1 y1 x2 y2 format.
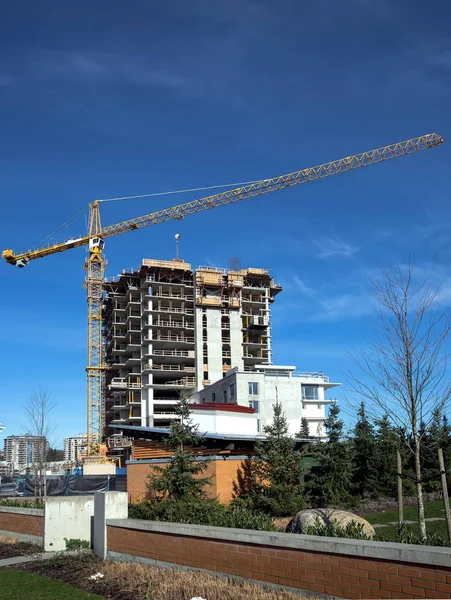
18 474 127 497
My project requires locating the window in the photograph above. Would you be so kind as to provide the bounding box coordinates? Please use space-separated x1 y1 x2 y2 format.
318 404 322 410
230 384 235 399
201 397 206 404
248 382 259 395
249 400 260 413
302 385 318 400
257 419 261 433
212 393 216 402
223 390 227 402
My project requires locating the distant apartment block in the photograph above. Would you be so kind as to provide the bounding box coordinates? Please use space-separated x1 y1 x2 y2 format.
3 435 49 473
64 434 88 463
103 259 281 432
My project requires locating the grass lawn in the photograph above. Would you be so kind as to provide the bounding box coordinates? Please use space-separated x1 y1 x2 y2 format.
0 568 103 600
363 499 451 542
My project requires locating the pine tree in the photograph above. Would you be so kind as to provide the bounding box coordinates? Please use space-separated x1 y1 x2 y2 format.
352 402 377 498
234 402 304 516
307 403 352 507
147 396 211 501
373 414 400 498
298 417 312 439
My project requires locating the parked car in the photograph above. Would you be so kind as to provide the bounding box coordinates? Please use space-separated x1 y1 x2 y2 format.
0 475 19 497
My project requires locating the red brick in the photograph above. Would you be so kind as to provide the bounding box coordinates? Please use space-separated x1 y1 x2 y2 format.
350 568 366 578
380 581 402 592
332 566 349 575
320 555 339 566
402 568 423 578
436 582 451 594
403 585 426 597
378 564 399 575
278 577 296 587
391 574 411 585
364 578 382 590
425 592 449 599
412 578 436 591
340 575 360 585
368 570 389 581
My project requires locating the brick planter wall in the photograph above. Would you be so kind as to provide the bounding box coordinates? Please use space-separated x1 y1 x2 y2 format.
0 506 44 544
106 519 451 599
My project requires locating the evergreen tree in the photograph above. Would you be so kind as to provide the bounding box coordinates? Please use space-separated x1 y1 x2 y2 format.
352 403 377 498
298 417 312 439
147 396 211 501
47 448 64 462
373 414 400 498
234 402 304 516
307 403 352 507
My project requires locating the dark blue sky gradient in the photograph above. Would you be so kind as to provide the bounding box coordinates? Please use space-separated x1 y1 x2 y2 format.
1 0 450 443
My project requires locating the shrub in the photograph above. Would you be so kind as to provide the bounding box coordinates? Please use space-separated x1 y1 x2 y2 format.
64 538 90 551
0 499 45 510
129 497 276 531
297 517 372 540
376 522 450 547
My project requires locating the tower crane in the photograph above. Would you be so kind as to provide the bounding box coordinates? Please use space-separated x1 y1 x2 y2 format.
2 133 443 456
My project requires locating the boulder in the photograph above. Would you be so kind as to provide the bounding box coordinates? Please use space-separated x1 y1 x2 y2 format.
286 508 375 538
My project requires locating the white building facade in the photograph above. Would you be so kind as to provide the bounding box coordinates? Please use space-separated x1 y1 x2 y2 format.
63 434 88 463
3 435 49 473
191 365 340 438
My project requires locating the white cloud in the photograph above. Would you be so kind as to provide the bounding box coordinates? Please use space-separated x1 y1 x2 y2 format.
314 235 359 259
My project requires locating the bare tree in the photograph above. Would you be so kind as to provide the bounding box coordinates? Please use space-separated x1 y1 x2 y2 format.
23 387 56 499
348 262 451 540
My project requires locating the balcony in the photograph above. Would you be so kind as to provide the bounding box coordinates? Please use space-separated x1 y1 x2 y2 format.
242 295 265 304
153 320 194 329
294 371 330 382
158 377 196 388
142 363 195 373
152 349 194 358
152 292 194 301
148 306 194 315
108 378 141 390
153 413 181 420
113 329 127 339
147 334 194 344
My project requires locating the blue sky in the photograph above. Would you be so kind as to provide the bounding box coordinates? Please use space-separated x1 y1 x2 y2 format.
1 0 450 446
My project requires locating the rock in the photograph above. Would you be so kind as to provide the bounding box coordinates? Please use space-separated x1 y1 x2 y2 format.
286 508 375 538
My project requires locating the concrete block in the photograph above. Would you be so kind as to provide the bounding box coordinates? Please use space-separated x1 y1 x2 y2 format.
93 491 128 560
44 496 94 551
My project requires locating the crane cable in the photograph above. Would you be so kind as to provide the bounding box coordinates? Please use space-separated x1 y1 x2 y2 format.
99 178 266 203
34 206 88 250
33 178 266 249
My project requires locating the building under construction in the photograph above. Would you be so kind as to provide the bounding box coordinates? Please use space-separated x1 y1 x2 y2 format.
103 258 281 432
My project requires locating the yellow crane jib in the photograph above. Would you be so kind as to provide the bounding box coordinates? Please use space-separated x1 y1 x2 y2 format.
1 132 443 457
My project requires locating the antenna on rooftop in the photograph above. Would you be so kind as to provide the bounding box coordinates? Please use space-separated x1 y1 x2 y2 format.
175 233 180 260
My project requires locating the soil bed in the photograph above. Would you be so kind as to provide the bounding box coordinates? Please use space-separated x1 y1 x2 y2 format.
0 536 42 559
14 554 317 600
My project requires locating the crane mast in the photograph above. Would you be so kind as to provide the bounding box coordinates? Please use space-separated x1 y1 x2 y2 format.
2 133 444 457
84 202 106 454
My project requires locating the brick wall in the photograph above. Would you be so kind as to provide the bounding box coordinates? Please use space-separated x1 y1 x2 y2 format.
0 506 44 540
106 520 451 599
127 457 243 504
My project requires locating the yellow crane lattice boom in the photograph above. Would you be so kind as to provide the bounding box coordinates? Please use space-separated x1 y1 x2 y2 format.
2 132 443 455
